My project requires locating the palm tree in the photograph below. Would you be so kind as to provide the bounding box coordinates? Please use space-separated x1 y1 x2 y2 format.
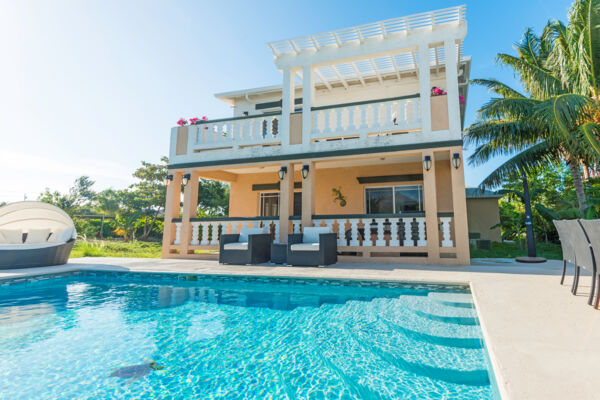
467 15 600 212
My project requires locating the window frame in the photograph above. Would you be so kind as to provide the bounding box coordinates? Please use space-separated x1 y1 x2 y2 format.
364 184 424 214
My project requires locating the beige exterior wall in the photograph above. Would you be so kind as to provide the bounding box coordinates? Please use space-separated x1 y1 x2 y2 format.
228 161 454 217
466 198 501 242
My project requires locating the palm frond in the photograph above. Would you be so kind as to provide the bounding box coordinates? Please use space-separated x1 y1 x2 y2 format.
497 53 564 98
470 78 525 98
534 94 594 138
579 121 600 155
477 143 559 189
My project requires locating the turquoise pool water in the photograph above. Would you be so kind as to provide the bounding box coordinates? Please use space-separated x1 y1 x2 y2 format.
0 271 499 399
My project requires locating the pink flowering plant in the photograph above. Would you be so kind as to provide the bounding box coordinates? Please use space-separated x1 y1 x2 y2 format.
459 95 466 105
176 116 209 127
431 87 447 96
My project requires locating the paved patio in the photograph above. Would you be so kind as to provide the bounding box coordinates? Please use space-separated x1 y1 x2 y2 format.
1 257 599 400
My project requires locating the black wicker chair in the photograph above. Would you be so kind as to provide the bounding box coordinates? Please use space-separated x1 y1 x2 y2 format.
219 229 272 265
287 227 337 267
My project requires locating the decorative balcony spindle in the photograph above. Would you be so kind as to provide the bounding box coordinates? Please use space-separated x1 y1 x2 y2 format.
346 107 355 131
335 108 344 132
292 220 301 234
416 217 427 247
200 222 210 245
174 222 182 245
384 102 393 127
273 220 280 243
389 218 401 246
336 219 347 246
402 218 413 247
375 218 386 246
190 222 200 245
210 222 220 245
349 219 360 246
440 217 453 247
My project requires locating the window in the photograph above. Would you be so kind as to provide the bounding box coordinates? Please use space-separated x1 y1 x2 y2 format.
365 185 423 214
259 192 302 216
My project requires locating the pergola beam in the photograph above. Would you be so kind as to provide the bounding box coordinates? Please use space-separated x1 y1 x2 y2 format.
314 68 333 91
351 62 366 86
369 58 384 85
390 56 402 81
330 65 349 89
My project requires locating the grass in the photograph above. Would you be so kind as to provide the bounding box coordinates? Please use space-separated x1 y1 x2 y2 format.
71 240 163 258
470 241 562 260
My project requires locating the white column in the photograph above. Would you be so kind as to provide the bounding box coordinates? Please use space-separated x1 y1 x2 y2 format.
444 40 461 135
281 67 294 147
302 64 314 148
418 44 432 134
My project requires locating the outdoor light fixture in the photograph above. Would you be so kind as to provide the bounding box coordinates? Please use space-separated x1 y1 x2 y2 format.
301 165 310 179
423 155 432 171
165 174 174 184
452 153 461 169
278 166 287 180
182 173 191 186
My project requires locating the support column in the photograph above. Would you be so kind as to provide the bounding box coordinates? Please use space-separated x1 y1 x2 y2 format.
444 40 461 135
449 147 470 264
418 44 432 134
301 161 315 230
180 171 200 255
280 67 295 147
301 64 314 149
423 151 440 263
162 172 183 258
279 163 294 243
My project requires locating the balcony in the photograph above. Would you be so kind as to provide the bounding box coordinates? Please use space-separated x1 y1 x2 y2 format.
169 94 459 166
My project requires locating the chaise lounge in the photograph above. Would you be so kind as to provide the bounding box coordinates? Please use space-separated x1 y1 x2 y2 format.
0 201 77 269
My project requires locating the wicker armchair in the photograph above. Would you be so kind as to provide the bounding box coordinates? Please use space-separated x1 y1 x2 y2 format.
287 227 337 267
219 227 271 265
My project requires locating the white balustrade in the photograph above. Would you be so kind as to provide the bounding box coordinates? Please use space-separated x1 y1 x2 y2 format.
389 218 401 246
173 222 182 245
440 217 453 247
349 219 360 246
311 98 421 140
292 220 301 234
193 114 281 151
200 222 210 245
209 222 219 245
273 220 280 243
402 218 414 247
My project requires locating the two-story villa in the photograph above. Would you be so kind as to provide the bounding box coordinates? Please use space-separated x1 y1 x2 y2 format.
163 6 472 265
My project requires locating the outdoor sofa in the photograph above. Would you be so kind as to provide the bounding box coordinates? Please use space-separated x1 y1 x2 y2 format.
219 227 271 265
0 201 77 269
287 226 337 267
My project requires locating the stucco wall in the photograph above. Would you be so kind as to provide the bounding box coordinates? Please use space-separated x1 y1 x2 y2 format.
228 161 455 216
466 198 501 242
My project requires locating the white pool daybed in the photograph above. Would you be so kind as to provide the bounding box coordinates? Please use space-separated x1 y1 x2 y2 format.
0 201 77 269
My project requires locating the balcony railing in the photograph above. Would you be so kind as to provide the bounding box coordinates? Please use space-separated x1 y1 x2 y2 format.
191 113 281 152
311 95 420 140
169 213 454 251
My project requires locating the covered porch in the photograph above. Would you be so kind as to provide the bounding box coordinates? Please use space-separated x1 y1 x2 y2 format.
162 145 469 264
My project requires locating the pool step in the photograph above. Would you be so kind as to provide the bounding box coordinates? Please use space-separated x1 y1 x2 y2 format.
427 292 474 308
348 321 490 387
401 295 479 325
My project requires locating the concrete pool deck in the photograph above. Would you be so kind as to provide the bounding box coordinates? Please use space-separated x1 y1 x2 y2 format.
1 257 599 400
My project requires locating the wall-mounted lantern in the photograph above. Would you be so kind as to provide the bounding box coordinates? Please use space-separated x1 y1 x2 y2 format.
301 165 310 179
165 174 174 185
452 153 461 169
182 173 191 186
423 155 432 171
278 166 287 180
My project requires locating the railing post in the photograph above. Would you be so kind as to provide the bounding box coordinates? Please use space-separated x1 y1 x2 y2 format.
349 219 360 246
389 218 401 246
402 218 413 247
416 218 427 247
375 218 386 246
190 222 200 245
440 217 453 247
173 222 182 245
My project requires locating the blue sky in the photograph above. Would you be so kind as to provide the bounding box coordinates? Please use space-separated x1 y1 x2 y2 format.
0 0 573 203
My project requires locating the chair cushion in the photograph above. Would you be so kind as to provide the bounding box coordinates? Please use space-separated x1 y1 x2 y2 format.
25 228 51 244
302 227 331 244
0 229 23 244
239 227 266 242
223 242 249 251
0 242 60 250
290 243 320 252
48 227 74 243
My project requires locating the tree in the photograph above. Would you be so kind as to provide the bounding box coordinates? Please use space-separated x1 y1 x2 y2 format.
39 176 96 215
198 179 229 216
130 157 168 240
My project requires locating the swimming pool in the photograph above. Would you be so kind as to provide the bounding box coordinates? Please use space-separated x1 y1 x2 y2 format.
0 271 500 399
